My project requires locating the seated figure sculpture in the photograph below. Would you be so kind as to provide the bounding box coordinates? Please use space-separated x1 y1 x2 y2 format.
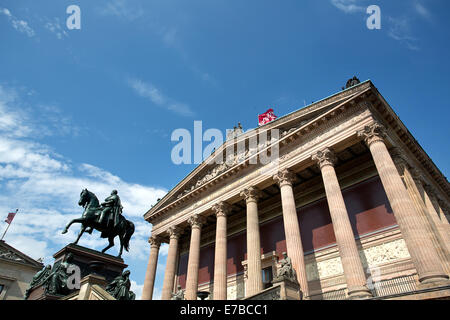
106 270 136 300
275 252 298 283
41 253 76 296
171 285 185 300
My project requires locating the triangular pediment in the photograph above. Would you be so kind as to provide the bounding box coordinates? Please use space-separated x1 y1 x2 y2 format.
0 240 44 268
145 81 372 219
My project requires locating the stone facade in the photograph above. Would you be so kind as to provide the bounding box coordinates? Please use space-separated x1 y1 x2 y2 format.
141 80 450 300
0 240 44 300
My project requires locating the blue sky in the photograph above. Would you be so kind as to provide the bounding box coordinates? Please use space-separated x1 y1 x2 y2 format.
0 0 449 299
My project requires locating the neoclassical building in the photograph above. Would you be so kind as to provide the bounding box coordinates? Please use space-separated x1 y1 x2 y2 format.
142 79 450 300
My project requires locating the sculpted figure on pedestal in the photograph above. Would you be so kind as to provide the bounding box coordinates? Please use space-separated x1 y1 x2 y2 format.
42 253 76 296
24 265 52 299
275 252 298 283
171 285 185 300
106 270 136 300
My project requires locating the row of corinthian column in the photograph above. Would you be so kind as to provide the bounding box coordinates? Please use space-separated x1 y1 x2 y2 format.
142 120 449 300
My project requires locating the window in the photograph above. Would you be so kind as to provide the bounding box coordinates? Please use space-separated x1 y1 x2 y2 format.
262 267 273 289
0 284 4 294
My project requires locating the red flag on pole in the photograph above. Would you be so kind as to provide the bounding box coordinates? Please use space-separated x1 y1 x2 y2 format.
258 108 277 126
5 211 17 224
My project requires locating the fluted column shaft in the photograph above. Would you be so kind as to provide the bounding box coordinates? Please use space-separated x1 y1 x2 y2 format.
142 236 161 300
161 226 182 300
313 148 372 299
390 149 450 275
358 122 448 284
274 169 309 298
212 202 231 300
422 185 450 255
241 187 263 296
185 215 205 300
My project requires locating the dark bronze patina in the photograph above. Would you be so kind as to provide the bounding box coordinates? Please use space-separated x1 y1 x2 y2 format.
106 270 135 300
62 189 135 258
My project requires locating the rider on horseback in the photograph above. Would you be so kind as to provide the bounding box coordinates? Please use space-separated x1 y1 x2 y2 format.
99 190 123 229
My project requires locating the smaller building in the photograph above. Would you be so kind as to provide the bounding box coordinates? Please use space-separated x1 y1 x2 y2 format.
0 240 44 300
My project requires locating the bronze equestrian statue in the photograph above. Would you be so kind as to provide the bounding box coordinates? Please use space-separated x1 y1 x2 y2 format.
62 189 135 258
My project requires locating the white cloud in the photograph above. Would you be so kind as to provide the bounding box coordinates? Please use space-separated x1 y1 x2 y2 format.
98 0 144 21
127 78 195 117
330 0 365 14
0 7 35 37
44 17 68 40
130 280 144 300
0 84 166 263
387 16 419 51
414 1 431 20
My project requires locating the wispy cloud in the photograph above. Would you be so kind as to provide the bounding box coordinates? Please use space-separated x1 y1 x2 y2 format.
0 84 167 265
127 78 195 117
387 16 420 51
98 0 144 21
0 7 35 37
44 17 69 40
330 0 365 14
414 1 432 21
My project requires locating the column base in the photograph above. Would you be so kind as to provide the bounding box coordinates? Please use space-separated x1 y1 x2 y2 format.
347 285 373 300
418 272 450 290
418 271 449 285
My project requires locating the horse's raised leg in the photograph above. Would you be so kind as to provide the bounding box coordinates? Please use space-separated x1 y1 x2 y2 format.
118 235 124 258
102 236 114 254
73 225 87 245
62 218 85 234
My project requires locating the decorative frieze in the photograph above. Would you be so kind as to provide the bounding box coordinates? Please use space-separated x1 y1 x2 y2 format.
360 239 410 268
305 238 411 282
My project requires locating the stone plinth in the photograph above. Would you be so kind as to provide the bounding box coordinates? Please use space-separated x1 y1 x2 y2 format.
244 277 302 300
53 244 127 283
26 244 127 300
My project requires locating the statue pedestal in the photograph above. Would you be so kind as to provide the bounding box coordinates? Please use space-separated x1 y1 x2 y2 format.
272 277 303 300
53 244 128 283
26 244 128 300
244 277 302 300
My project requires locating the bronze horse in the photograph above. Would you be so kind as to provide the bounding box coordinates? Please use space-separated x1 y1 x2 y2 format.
62 189 135 258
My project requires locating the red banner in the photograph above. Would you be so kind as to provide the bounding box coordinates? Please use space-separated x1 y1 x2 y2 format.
5 212 16 224
258 108 277 126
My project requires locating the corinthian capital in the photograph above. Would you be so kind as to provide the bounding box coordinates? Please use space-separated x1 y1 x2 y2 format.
357 121 387 147
148 235 162 248
187 214 206 229
212 202 232 218
167 226 182 240
273 168 297 187
312 148 336 169
240 186 261 203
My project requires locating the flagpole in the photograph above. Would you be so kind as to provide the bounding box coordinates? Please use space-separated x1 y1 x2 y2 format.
1 209 18 241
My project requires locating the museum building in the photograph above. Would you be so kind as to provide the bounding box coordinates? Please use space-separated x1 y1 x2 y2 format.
141 79 450 300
